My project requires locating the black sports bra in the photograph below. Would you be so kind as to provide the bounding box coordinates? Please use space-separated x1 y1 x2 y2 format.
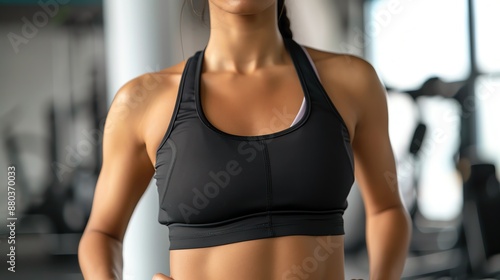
154 38 355 250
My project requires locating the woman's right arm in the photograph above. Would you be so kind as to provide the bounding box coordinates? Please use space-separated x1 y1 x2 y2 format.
78 78 157 280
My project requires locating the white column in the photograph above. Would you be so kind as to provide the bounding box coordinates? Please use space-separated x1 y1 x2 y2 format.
287 0 346 51
103 1 208 279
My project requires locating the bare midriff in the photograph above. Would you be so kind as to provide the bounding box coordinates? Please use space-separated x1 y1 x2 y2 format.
169 235 345 280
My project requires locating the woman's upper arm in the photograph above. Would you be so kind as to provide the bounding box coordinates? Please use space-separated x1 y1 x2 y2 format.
352 107 402 216
84 77 156 241
340 57 404 216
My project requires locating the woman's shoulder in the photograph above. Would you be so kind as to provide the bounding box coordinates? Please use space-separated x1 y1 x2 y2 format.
106 60 188 143
111 60 187 110
303 45 377 80
303 45 384 99
122 60 187 94
301 44 388 135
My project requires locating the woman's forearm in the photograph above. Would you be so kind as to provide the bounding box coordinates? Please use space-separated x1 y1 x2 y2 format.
366 205 412 280
78 230 124 280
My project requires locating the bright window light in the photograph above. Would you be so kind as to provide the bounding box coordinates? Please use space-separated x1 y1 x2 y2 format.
476 75 500 177
365 0 469 221
365 0 470 90
474 0 500 73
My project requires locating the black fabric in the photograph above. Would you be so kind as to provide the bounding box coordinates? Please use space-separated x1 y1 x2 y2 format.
153 38 355 250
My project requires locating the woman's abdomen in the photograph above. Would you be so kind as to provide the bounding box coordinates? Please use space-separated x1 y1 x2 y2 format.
169 235 345 280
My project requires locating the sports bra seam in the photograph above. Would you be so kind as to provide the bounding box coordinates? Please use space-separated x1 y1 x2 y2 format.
155 56 194 159
262 141 275 236
170 224 271 239
167 209 345 229
169 220 344 240
159 139 177 212
341 128 355 175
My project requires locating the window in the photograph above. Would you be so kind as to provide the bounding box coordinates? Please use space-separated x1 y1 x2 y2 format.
476 75 500 176
364 0 470 220
365 0 470 90
474 0 500 73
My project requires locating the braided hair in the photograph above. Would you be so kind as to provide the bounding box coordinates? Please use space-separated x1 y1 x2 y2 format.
277 0 293 39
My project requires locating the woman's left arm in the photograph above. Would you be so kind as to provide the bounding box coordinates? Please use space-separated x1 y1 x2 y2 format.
339 56 412 280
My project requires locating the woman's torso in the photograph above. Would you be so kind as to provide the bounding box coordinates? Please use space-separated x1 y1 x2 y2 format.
170 235 345 280
142 45 358 280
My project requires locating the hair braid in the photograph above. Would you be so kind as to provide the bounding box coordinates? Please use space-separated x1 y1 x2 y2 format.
277 0 293 39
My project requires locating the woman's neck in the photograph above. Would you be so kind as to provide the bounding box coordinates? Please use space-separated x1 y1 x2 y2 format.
204 2 287 74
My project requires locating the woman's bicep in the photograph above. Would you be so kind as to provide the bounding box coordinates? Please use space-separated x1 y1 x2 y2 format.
84 81 155 241
349 60 404 216
353 125 402 216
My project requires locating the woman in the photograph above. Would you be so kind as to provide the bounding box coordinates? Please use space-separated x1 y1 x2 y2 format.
78 1 411 279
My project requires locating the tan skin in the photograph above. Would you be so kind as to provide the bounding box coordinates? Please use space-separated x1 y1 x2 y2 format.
78 1 411 280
